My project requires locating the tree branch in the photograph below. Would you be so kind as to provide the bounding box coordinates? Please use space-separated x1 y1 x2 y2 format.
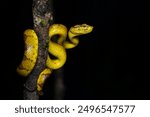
23 0 54 100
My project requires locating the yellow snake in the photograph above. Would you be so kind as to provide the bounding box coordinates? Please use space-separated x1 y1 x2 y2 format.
17 24 93 94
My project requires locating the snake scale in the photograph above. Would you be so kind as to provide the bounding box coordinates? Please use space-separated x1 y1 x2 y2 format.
17 24 93 94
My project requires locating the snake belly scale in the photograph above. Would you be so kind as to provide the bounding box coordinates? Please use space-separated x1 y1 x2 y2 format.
17 24 93 94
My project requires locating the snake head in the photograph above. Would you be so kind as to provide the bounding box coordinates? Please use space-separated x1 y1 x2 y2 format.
70 24 93 35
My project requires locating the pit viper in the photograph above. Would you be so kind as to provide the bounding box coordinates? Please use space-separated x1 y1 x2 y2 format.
17 24 93 94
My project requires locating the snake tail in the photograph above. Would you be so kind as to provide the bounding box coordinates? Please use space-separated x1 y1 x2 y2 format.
37 68 52 95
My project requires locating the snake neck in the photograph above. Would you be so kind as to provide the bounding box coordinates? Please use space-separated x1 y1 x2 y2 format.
63 31 79 49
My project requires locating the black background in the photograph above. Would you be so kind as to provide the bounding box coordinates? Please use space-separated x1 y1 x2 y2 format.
0 0 149 99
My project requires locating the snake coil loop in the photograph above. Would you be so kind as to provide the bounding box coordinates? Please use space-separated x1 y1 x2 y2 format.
17 24 93 94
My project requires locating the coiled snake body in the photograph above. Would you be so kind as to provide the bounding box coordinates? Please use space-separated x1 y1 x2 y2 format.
17 24 93 94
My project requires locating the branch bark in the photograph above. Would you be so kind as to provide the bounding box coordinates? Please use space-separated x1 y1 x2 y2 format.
23 0 54 100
